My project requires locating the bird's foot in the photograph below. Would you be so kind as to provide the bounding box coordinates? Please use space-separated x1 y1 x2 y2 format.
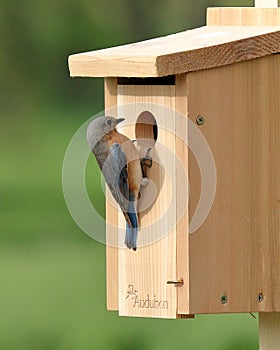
141 177 149 186
140 148 152 178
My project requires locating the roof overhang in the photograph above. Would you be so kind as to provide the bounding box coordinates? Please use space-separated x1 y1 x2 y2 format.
68 25 280 78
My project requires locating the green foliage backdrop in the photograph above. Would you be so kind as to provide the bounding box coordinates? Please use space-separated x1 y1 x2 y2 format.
1 0 258 349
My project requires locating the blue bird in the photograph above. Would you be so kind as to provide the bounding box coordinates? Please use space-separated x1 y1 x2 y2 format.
87 116 143 251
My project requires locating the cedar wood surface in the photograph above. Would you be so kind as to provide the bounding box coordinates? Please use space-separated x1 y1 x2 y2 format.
69 26 280 78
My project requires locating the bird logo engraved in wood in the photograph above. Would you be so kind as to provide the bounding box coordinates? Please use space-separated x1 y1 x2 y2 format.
126 284 168 309
87 115 154 251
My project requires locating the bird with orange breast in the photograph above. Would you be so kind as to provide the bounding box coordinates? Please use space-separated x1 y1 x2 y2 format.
87 116 143 251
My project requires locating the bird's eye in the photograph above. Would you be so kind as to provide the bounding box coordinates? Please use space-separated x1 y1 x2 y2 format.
106 119 112 125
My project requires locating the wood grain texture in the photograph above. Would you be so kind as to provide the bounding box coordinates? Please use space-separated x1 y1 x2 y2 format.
207 8 280 26
259 313 280 349
175 74 190 315
117 85 178 318
187 54 280 314
104 78 119 311
68 26 280 78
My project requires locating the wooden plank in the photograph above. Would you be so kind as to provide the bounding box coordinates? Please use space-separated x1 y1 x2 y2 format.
117 85 178 318
187 54 280 314
255 0 278 7
207 8 280 26
256 3 280 347
259 313 280 349
175 74 190 315
68 26 280 78
104 78 119 311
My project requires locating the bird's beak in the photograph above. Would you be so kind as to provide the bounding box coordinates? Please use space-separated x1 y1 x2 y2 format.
116 118 125 124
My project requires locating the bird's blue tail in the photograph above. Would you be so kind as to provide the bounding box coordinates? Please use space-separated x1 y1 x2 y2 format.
125 197 138 251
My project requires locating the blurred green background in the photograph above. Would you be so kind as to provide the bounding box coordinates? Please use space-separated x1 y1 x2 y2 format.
1 0 259 349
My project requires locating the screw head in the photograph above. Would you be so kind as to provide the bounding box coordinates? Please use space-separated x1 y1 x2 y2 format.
220 294 228 305
196 115 205 125
258 293 264 303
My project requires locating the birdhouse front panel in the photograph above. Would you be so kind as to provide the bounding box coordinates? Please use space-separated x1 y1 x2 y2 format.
103 78 190 318
117 84 177 318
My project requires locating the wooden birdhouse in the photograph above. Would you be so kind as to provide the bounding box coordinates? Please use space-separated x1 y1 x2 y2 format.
68 3 280 323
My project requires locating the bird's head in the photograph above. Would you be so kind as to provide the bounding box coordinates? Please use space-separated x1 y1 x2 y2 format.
86 116 125 149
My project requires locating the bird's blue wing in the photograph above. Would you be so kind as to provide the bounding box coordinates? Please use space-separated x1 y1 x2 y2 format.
101 143 129 215
102 142 139 250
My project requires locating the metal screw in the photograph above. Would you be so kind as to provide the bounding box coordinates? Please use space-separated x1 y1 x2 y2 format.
220 294 228 305
258 292 264 303
196 115 205 125
167 278 184 286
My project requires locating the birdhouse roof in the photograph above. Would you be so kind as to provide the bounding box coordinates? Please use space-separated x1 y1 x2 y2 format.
68 25 280 78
